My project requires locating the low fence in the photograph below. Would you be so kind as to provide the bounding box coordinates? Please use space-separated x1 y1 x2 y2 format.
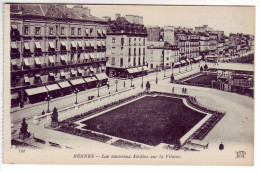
33 87 143 125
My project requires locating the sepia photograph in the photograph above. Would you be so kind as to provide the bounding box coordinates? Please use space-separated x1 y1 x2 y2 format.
3 2 255 166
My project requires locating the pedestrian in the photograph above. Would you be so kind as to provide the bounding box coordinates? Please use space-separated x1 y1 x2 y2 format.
123 81 126 87
42 110 45 115
172 87 174 94
182 87 184 93
107 84 110 89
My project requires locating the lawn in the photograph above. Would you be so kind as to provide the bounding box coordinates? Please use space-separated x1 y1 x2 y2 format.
185 74 217 86
81 96 206 146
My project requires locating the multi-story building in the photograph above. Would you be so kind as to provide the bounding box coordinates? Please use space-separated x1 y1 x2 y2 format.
105 14 148 78
197 32 210 57
208 32 218 55
10 4 108 106
146 41 180 71
146 26 161 42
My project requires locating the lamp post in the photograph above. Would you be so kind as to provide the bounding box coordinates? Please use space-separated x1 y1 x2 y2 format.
74 87 79 104
97 82 101 97
45 92 52 113
156 65 158 84
115 80 118 92
164 67 166 78
141 66 144 88
130 76 133 87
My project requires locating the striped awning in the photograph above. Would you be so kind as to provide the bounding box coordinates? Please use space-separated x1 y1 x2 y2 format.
95 73 108 81
35 42 41 49
35 58 41 65
24 58 30 66
46 84 61 91
58 81 71 88
49 42 55 49
25 86 48 96
48 56 55 63
84 77 97 83
69 78 86 85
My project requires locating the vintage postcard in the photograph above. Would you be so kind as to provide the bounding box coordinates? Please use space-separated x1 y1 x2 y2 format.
3 3 255 165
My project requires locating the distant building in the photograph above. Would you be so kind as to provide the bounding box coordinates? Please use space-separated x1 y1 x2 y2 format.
105 14 148 78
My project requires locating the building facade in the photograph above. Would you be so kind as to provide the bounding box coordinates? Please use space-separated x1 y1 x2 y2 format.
10 4 108 106
105 14 148 78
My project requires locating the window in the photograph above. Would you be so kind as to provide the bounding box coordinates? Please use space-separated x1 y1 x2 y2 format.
49 27 53 35
150 64 153 69
35 27 40 35
167 57 169 61
128 57 130 62
61 27 65 35
112 37 116 43
90 28 93 35
24 26 29 35
71 27 75 35
111 57 115 65
78 28 81 35
143 48 145 55
129 48 131 56
121 38 124 46
139 48 141 55
120 58 123 67
134 48 136 56
143 38 145 45
129 38 131 45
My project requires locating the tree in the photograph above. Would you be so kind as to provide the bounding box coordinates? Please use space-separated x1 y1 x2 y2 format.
19 118 30 140
200 66 204 72
51 107 58 123
146 81 151 91
170 74 175 83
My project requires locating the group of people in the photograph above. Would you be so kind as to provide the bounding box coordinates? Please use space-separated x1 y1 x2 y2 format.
182 87 188 93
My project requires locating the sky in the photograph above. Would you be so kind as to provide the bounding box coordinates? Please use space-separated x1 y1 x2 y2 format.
68 5 255 35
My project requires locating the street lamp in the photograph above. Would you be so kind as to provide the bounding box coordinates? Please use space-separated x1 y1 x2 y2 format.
97 82 101 97
171 62 174 75
156 65 158 84
45 92 52 113
141 66 144 88
130 76 133 87
115 80 118 92
74 87 79 104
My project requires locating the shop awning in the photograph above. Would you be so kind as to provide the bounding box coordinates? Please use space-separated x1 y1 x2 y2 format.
132 68 139 73
35 58 41 65
85 41 90 47
24 42 30 50
60 70 65 76
11 59 17 66
90 41 94 47
11 24 18 29
180 60 187 64
69 78 86 85
60 55 67 61
78 41 82 47
102 40 106 46
97 41 101 46
71 41 77 48
175 62 181 66
11 42 17 49
24 58 30 66
25 86 48 96
85 28 89 34
84 53 89 59
49 42 55 49
48 56 55 63
194 56 202 61
89 53 94 59
186 59 191 63
137 67 144 71
35 42 41 49
103 30 106 35
84 77 97 83
95 73 108 81
143 66 148 71
46 84 61 91
24 74 30 83
127 68 135 74
97 29 102 34
71 69 77 75
35 74 41 78
77 68 83 74
57 81 71 88
49 72 55 77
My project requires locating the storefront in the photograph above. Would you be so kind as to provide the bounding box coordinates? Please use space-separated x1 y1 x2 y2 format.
45 84 61 98
84 77 98 89
25 86 48 103
95 73 108 85
180 60 187 66
57 81 72 95
174 62 181 68
69 78 86 91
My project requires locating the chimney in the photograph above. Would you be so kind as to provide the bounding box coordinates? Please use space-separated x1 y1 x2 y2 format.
73 5 83 17
115 13 121 20
83 7 91 16
102 16 111 22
